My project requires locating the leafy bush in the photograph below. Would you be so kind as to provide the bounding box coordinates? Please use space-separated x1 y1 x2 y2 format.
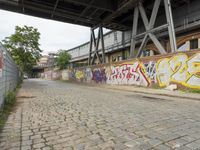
0 81 21 131
5 91 16 105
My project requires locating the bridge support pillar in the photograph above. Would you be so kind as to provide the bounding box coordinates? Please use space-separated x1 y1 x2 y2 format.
88 26 105 65
130 0 177 58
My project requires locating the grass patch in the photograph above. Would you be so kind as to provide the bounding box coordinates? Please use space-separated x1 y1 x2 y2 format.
150 84 161 89
187 89 200 94
192 90 200 93
180 87 200 94
0 83 21 131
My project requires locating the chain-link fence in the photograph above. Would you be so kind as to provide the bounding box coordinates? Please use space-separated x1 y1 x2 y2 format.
0 43 21 108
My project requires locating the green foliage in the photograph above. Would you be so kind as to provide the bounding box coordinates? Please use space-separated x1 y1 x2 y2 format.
55 50 71 70
2 25 42 73
185 89 200 94
5 91 16 105
0 91 16 130
0 81 21 131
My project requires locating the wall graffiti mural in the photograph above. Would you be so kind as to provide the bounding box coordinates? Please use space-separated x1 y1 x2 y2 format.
157 53 200 88
144 61 156 83
92 68 107 83
61 70 69 80
84 68 93 82
106 62 150 86
44 51 200 90
75 70 84 81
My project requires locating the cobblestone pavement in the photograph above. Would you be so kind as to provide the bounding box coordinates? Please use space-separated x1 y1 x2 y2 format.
1 79 200 150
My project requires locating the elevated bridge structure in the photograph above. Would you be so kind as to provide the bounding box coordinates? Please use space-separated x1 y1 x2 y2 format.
0 0 196 65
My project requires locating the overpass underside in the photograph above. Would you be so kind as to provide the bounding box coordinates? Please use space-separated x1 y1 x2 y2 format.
0 0 194 65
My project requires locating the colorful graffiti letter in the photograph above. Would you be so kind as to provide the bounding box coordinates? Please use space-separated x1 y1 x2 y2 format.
92 68 106 83
75 70 84 80
107 62 150 86
186 53 200 88
144 61 156 83
169 54 188 83
156 58 172 87
157 53 200 89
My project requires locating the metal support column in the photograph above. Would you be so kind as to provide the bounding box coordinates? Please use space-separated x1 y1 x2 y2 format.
130 7 139 58
88 29 93 66
100 26 105 63
88 26 105 65
164 0 177 52
129 0 177 58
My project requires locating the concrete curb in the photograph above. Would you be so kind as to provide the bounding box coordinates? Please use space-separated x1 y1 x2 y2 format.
59 80 200 101
99 85 200 101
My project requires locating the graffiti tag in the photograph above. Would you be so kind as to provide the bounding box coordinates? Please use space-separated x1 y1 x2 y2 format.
157 53 200 88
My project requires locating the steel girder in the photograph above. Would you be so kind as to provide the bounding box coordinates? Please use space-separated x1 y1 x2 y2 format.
130 0 177 57
88 26 105 65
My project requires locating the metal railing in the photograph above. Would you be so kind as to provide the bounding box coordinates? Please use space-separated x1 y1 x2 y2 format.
0 43 21 108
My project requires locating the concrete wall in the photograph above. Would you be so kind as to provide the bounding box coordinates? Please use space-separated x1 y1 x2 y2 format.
65 50 200 90
42 70 61 80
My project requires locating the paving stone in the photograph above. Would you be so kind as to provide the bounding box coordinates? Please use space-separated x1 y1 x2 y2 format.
1 79 200 149
124 140 138 148
21 145 32 150
154 144 171 150
186 141 200 149
33 143 45 149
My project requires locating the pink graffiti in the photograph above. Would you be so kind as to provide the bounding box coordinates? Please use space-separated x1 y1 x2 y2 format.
107 62 150 86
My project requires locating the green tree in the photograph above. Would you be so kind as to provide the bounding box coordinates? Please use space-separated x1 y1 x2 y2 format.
2 25 42 73
55 50 71 70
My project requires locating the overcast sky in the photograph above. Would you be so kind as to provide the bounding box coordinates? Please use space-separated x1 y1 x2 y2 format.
0 9 91 55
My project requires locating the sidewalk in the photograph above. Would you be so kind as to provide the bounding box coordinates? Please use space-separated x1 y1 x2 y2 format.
99 84 200 100
60 80 200 100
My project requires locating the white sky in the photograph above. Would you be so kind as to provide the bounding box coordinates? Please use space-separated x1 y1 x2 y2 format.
0 9 91 55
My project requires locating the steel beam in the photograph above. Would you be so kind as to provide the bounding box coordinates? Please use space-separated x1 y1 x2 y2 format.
164 0 177 52
76 0 95 23
133 24 168 39
136 34 148 57
63 0 116 12
148 33 166 54
149 0 161 29
88 26 105 65
88 31 93 65
91 27 101 64
130 0 176 58
51 0 59 18
100 27 105 63
138 2 149 30
130 7 139 58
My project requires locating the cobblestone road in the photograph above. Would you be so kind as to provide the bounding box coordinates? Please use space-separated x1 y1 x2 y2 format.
1 79 200 150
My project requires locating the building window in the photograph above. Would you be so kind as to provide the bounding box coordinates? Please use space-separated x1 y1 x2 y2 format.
118 56 122 61
190 39 198 50
122 50 129 60
143 49 151 57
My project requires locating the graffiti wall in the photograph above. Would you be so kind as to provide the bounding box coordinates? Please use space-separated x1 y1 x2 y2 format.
106 62 150 86
43 70 61 80
67 51 200 89
157 53 200 89
43 51 199 90
61 70 70 80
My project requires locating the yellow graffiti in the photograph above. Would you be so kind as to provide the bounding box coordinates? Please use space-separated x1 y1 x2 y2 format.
184 53 200 88
75 70 84 80
156 58 172 87
157 53 200 89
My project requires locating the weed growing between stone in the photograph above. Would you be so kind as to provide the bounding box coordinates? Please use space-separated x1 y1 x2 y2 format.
0 82 21 131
